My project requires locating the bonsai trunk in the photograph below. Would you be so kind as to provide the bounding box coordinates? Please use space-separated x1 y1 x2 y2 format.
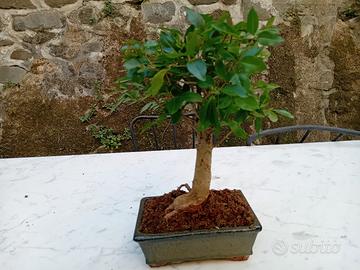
165 129 213 218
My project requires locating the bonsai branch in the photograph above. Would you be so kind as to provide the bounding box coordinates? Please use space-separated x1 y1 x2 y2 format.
216 130 232 147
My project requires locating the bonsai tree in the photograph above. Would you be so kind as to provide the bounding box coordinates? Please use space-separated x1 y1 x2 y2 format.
117 8 293 218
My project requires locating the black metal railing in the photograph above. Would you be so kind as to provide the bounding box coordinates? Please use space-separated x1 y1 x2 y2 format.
246 125 360 146
130 116 360 150
130 114 196 151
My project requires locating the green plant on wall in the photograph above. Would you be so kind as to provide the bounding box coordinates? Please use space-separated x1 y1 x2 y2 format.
89 125 131 149
1 81 18 91
103 0 115 18
117 8 293 216
79 105 97 123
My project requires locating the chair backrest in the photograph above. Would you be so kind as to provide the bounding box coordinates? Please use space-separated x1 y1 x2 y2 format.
246 125 360 146
129 114 196 151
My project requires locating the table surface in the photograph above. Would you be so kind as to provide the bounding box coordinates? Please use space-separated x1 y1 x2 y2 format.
0 141 359 270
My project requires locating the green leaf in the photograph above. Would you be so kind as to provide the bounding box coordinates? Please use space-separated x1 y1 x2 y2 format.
242 46 262 58
266 16 276 28
215 61 229 80
144 40 158 48
235 96 259 111
238 73 251 90
274 109 294 119
234 21 247 31
198 97 219 131
251 111 264 118
185 8 205 28
182 92 203 103
159 30 178 50
166 92 202 114
235 110 248 123
186 31 201 56
222 84 247 97
212 22 237 36
124 59 141 70
219 96 232 109
187 59 207 81
256 80 280 91
198 76 214 89
264 110 278 122
230 74 241 85
260 90 270 106
247 8 259 35
147 69 167 96
255 117 262 133
165 98 183 114
241 56 266 74
227 120 248 139
170 110 182 124
140 101 158 113
207 98 220 129
258 30 284 45
198 100 211 131
218 48 235 60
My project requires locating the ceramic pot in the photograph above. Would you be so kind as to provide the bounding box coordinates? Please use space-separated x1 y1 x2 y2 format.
133 190 262 267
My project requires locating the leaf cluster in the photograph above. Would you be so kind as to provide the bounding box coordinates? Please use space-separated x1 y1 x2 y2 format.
117 8 293 140
89 125 131 149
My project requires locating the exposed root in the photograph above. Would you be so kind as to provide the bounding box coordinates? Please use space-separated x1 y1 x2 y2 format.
176 183 191 192
164 191 208 220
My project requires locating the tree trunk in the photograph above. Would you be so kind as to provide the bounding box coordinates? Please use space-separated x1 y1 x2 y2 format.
165 129 213 218
190 129 213 200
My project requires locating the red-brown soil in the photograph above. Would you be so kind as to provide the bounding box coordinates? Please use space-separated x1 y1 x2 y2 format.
140 189 255 234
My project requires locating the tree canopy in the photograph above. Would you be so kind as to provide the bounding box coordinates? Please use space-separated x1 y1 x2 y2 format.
117 8 293 141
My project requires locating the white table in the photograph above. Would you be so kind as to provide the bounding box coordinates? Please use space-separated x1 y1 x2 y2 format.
0 141 359 270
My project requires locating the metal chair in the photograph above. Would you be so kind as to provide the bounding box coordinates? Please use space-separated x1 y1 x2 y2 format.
246 125 360 146
129 114 196 151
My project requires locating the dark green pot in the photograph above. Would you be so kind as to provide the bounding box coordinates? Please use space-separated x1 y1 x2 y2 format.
133 190 262 267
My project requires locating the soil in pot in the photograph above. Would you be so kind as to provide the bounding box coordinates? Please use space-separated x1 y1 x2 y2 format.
140 189 255 233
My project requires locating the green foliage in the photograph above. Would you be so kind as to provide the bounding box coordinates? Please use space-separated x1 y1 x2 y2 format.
247 8 259 34
89 125 131 149
117 8 293 140
89 17 97 25
80 105 96 123
93 80 103 101
343 7 358 19
2 81 18 91
340 2 360 20
187 60 207 81
79 81 104 123
103 0 114 18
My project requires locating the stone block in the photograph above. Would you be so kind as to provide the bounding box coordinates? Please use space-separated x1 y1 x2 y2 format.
142 1 176 23
78 7 95 25
0 0 35 9
10 49 33 61
188 0 218 5
242 0 272 20
23 31 56 44
0 39 14 46
13 11 66 31
44 0 78 8
221 0 237 5
0 66 27 84
82 41 103 53
49 43 79 60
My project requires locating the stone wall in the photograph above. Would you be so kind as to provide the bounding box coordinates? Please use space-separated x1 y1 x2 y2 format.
0 0 359 156
1 0 124 96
